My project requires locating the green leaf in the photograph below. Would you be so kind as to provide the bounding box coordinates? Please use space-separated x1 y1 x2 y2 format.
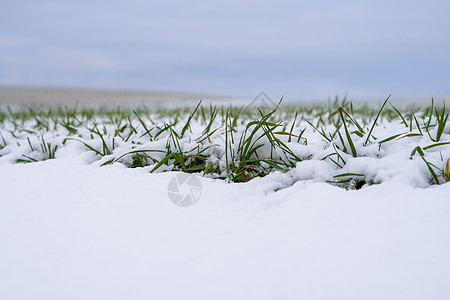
364 94 390 146
333 173 365 178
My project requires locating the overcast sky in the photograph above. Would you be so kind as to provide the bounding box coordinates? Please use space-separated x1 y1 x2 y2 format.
1 0 449 101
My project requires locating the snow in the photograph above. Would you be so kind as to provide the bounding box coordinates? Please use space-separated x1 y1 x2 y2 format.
1 99 450 298
1 157 450 299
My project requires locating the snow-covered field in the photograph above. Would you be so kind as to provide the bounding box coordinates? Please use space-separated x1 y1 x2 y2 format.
1 98 450 299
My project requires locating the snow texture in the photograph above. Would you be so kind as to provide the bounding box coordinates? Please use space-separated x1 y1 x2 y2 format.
1 158 450 300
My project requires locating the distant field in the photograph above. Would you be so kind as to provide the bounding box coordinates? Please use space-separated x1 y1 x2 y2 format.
0 86 238 107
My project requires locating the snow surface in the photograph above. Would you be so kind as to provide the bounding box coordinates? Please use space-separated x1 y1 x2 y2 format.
1 157 450 300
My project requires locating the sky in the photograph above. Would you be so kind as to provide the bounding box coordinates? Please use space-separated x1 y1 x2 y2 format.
1 0 449 101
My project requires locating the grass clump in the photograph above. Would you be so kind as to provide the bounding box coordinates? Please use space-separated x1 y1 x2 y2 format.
1 96 449 187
